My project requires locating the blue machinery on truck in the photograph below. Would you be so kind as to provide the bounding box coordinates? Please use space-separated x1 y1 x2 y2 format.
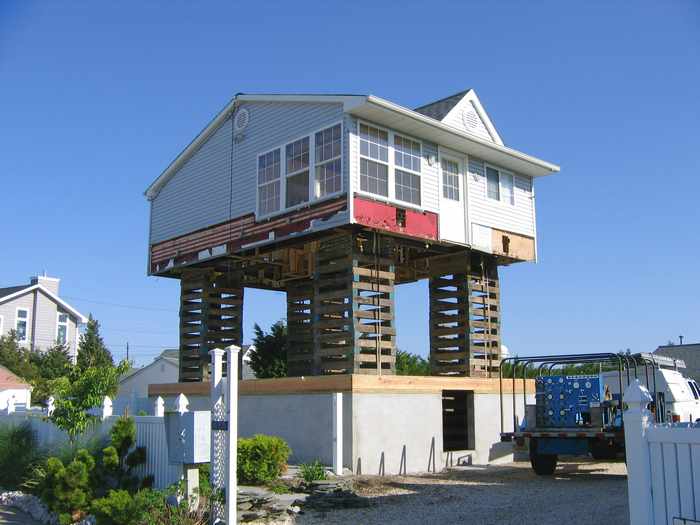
498 352 681 475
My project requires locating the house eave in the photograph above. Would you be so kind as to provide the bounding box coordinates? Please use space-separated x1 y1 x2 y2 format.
0 284 88 324
354 95 560 178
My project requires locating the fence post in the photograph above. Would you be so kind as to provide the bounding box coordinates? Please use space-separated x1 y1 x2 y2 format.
623 379 654 525
46 396 55 417
154 396 165 417
332 392 343 476
6 396 15 414
175 393 189 415
226 345 240 525
209 348 225 523
101 396 113 420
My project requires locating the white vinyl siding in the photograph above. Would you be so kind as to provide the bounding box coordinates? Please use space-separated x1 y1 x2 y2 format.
150 101 346 244
468 157 535 237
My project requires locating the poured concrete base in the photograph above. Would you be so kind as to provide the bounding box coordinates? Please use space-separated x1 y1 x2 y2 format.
150 375 533 475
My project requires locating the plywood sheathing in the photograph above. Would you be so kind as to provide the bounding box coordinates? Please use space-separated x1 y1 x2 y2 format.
149 374 534 397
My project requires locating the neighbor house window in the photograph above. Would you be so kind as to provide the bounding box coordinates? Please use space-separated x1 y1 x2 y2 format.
56 313 68 345
486 165 515 205
285 136 310 207
394 135 421 205
442 159 460 201
315 124 342 197
359 123 389 197
16 309 28 343
258 149 281 216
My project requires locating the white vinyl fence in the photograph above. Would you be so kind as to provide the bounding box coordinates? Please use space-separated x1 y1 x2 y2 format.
0 397 181 489
625 380 700 525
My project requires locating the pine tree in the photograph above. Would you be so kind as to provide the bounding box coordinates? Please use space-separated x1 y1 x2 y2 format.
76 315 114 370
248 321 288 378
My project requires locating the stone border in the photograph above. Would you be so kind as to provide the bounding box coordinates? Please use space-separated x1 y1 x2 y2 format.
0 491 94 525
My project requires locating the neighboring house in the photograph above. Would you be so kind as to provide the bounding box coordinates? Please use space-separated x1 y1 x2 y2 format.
0 275 87 362
0 364 31 410
655 343 700 384
118 348 180 399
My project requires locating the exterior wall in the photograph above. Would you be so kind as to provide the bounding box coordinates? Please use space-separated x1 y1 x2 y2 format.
347 116 440 215
351 392 443 475
118 359 179 399
0 388 31 410
0 290 80 357
150 101 346 245
467 157 536 238
442 99 494 142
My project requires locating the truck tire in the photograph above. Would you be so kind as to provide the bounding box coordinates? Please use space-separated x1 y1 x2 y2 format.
529 438 558 475
590 441 617 460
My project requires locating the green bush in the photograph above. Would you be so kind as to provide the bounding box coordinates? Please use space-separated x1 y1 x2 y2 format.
0 422 43 489
91 489 145 525
38 449 95 525
237 435 291 485
298 460 327 483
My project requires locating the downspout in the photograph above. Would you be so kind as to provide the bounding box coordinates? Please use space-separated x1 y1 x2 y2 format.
31 288 39 352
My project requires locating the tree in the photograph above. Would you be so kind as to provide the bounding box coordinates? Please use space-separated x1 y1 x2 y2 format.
395 349 430 376
77 315 114 370
248 321 287 378
0 331 38 381
50 361 129 442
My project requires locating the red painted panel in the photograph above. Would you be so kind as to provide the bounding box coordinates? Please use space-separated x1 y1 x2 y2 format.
353 196 438 240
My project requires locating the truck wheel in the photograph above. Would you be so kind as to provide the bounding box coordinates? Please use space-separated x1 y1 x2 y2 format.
529 438 558 475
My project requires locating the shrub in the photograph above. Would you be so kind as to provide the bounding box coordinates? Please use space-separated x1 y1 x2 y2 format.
38 449 95 524
91 489 145 525
299 460 327 483
0 422 43 489
237 435 291 485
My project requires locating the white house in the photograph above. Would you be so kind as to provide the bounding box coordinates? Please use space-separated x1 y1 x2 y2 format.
0 275 87 362
0 365 31 411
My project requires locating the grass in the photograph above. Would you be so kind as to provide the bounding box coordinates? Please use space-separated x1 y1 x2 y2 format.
298 460 327 483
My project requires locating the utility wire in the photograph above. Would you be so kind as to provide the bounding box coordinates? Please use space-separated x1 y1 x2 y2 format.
62 296 177 313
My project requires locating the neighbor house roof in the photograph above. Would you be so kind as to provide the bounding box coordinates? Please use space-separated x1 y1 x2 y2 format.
0 365 31 390
120 348 179 383
145 91 560 200
655 344 700 378
0 283 88 323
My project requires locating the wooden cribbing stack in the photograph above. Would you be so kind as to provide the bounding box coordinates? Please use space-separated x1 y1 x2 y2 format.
179 270 243 382
429 252 500 377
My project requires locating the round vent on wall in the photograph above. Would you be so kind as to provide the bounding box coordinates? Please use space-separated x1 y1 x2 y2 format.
234 108 250 133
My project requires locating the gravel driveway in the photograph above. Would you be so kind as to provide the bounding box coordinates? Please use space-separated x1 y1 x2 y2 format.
297 460 628 525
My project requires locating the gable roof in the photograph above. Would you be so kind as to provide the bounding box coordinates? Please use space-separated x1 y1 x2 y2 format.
0 284 88 323
145 92 559 200
0 365 31 390
120 349 179 383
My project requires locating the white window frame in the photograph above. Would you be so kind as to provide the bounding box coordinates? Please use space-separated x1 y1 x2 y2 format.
284 135 311 209
256 121 344 220
484 163 515 206
56 312 69 346
356 120 425 211
256 147 282 217
314 123 343 198
15 308 28 343
393 133 422 206
440 156 461 202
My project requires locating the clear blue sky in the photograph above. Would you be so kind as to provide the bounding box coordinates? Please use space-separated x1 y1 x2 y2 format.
2 1 699 366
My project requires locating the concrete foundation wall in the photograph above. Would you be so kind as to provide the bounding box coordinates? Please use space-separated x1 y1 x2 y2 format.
351 393 443 476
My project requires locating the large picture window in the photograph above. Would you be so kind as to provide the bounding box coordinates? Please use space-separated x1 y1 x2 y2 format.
315 124 342 197
359 123 389 197
16 308 28 343
285 137 310 207
258 149 281 216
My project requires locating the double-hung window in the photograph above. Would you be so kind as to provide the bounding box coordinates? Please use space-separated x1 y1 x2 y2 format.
394 135 421 205
359 123 389 197
486 165 514 205
315 124 342 197
258 149 281 216
442 159 460 201
285 137 310 207
16 308 28 343
56 313 68 345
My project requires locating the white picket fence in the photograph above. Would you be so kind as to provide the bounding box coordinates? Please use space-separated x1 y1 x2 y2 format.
0 397 181 489
625 380 700 525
